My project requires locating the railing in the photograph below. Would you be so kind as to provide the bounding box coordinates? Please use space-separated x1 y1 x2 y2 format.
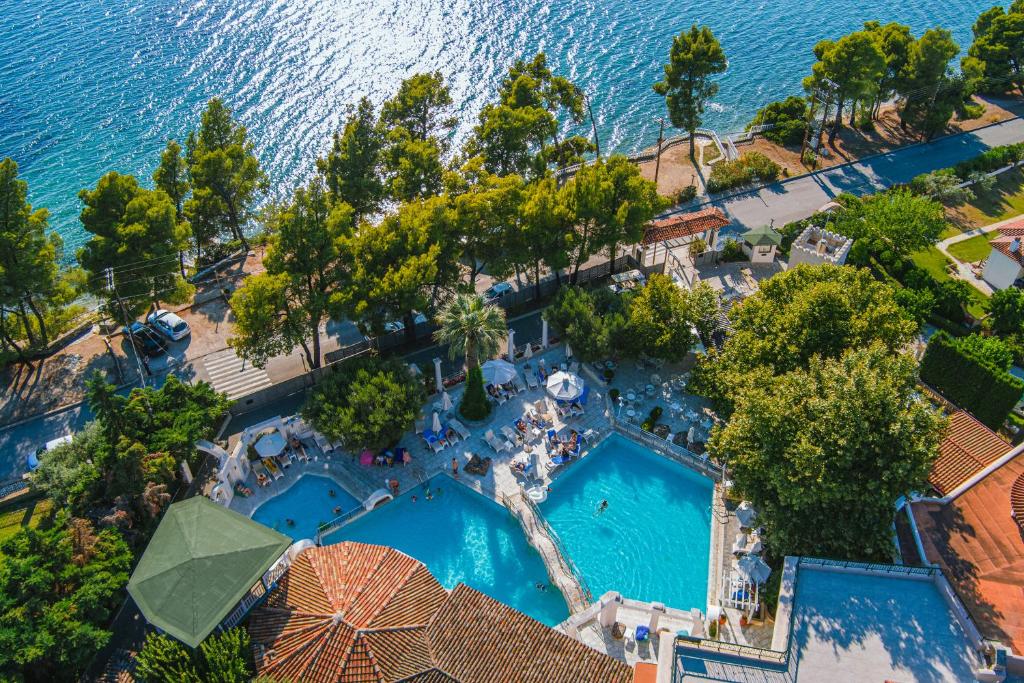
612 420 723 480
520 491 594 605
797 556 936 577
555 129 727 180
221 580 268 629
0 479 29 500
315 503 365 544
677 636 788 665
502 492 594 609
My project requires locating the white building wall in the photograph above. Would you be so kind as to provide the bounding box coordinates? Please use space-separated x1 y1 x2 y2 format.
983 249 1023 290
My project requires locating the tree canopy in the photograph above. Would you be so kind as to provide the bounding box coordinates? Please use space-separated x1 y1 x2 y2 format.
185 98 267 252
692 264 918 415
0 514 132 682
709 344 943 561
833 188 947 257
135 627 252 683
968 2 1024 93
433 293 507 370
0 157 77 356
77 171 192 319
625 274 695 361
229 178 353 368
302 356 426 451
805 30 885 142
653 24 728 157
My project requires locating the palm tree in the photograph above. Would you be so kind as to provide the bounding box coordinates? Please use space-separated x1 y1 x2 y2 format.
434 293 507 369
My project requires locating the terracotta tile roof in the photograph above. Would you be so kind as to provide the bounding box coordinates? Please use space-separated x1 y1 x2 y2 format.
641 207 730 245
249 543 447 682
428 584 631 683
929 410 1010 495
912 450 1024 654
249 543 631 683
1012 473 1024 530
990 220 1024 267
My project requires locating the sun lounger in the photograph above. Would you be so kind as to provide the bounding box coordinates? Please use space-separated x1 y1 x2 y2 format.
568 361 579 374
449 419 471 440
525 372 539 389
501 424 523 444
732 533 750 555
484 429 513 454
262 457 283 479
511 375 527 394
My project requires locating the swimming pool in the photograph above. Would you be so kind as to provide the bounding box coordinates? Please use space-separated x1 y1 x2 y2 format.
330 477 569 626
251 474 361 542
540 433 714 611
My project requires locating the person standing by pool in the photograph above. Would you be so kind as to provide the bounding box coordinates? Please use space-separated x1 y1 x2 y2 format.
451 457 459 478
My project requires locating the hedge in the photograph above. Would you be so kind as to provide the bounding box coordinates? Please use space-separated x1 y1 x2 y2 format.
953 143 1024 180
919 330 1024 429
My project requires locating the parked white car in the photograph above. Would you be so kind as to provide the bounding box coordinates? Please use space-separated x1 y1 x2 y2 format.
27 434 73 472
147 309 191 341
383 311 428 333
484 282 513 302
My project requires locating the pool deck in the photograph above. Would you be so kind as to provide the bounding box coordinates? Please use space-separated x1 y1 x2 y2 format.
225 345 751 669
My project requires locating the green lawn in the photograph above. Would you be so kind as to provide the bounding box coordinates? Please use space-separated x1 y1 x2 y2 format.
910 246 990 320
948 169 1024 229
0 497 54 549
947 233 997 263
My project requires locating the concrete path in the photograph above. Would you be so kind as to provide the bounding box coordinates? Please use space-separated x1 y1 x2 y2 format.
669 117 1024 234
935 213 1024 296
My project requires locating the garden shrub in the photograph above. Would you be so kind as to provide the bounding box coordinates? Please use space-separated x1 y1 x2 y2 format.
676 185 698 204
748 96 808 146
953 143 1024 179
707 152 781 193
720 239 746 262
920 331 1024 429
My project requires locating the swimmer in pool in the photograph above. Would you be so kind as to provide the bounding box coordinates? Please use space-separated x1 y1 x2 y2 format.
596 500 608 514
425 489 433 501
535 582 548 592
285 518 295 527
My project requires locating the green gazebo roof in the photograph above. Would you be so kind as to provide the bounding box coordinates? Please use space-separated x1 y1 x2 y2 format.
742 225 784 247
127 496 290 648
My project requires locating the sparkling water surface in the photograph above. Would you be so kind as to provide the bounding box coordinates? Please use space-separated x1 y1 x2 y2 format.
1 0 991 252
331 475 569 625
541 433 714 611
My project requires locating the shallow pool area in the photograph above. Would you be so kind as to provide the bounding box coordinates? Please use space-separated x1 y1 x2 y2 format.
541 433 714 611
251 474 361 542
329 477 569 626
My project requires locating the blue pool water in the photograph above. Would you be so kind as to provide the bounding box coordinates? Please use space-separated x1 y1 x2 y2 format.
541 433 714 611
331 477 569 626
2 0 991 253
252 474 360 542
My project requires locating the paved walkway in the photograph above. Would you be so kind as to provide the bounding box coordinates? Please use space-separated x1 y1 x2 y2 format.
935 214 1024 296
671 117 1024 234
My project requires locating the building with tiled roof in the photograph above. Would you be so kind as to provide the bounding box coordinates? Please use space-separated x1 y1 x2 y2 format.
641 207 730 247
929 409 1011 496
982 218 1024 290
248 542 632 683
909 442 1024 661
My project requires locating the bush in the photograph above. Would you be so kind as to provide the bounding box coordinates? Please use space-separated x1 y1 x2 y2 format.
459 366 491 421
920 331 1024 429
676 185 698 204
909 169 972 205
650 406 663 421
707 152 781 193
990 288 1024 335
748 96 809 146
959 102 985 120
720 239 746 262
953 143 1024 179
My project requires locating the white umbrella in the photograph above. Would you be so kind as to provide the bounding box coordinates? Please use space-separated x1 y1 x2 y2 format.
507 328 516 362
481 359 517 385
687 425 696 444
441 391 453 412
255 432 286 458
546 371 584 401
565 342 573 359
432 411 442 435
736 554 771 585
523 343 533 359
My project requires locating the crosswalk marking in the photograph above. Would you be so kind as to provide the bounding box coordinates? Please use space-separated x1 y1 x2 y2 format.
203 349 272 400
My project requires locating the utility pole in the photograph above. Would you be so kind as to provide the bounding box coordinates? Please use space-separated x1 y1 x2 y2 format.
800 89 819 164
654 117 666 187
106 267 147 388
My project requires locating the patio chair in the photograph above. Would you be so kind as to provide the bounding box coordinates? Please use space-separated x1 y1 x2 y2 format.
449 419 471 440
511 375 527 394
501 424 524 444
484 430 513 454
525 371 539 389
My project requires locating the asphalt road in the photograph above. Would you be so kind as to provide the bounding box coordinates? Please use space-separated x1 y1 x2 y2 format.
4 118 1022 482
688 117 1024 234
